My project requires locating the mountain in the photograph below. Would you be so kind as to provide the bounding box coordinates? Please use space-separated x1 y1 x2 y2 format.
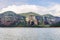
1 11 18 21
43 14 54 18
43 14 60 24
0 11 60 27
54 17 60 23
20 12 41 17
2 11 17 15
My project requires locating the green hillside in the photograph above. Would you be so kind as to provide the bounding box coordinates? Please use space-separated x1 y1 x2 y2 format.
20 12 41 17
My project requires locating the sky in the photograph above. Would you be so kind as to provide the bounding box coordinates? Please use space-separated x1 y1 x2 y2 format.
0 0 60 16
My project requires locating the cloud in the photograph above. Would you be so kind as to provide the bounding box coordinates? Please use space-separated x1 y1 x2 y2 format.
0 5 48 14
49 4 60 16
0 4 60 17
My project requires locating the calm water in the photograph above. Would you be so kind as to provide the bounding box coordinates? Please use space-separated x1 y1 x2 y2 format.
0 28 60 40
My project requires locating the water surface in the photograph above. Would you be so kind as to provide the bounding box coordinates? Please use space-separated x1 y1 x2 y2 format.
0 28 60 40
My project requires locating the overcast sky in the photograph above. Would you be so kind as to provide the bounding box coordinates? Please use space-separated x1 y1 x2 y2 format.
0 0 60 16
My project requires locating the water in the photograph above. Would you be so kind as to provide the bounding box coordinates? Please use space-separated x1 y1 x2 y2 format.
0 28 60 40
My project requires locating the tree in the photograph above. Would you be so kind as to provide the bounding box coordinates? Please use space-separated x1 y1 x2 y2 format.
50 22 60 27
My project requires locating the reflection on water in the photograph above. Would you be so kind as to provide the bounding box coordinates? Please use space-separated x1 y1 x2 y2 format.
0 28 60 40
